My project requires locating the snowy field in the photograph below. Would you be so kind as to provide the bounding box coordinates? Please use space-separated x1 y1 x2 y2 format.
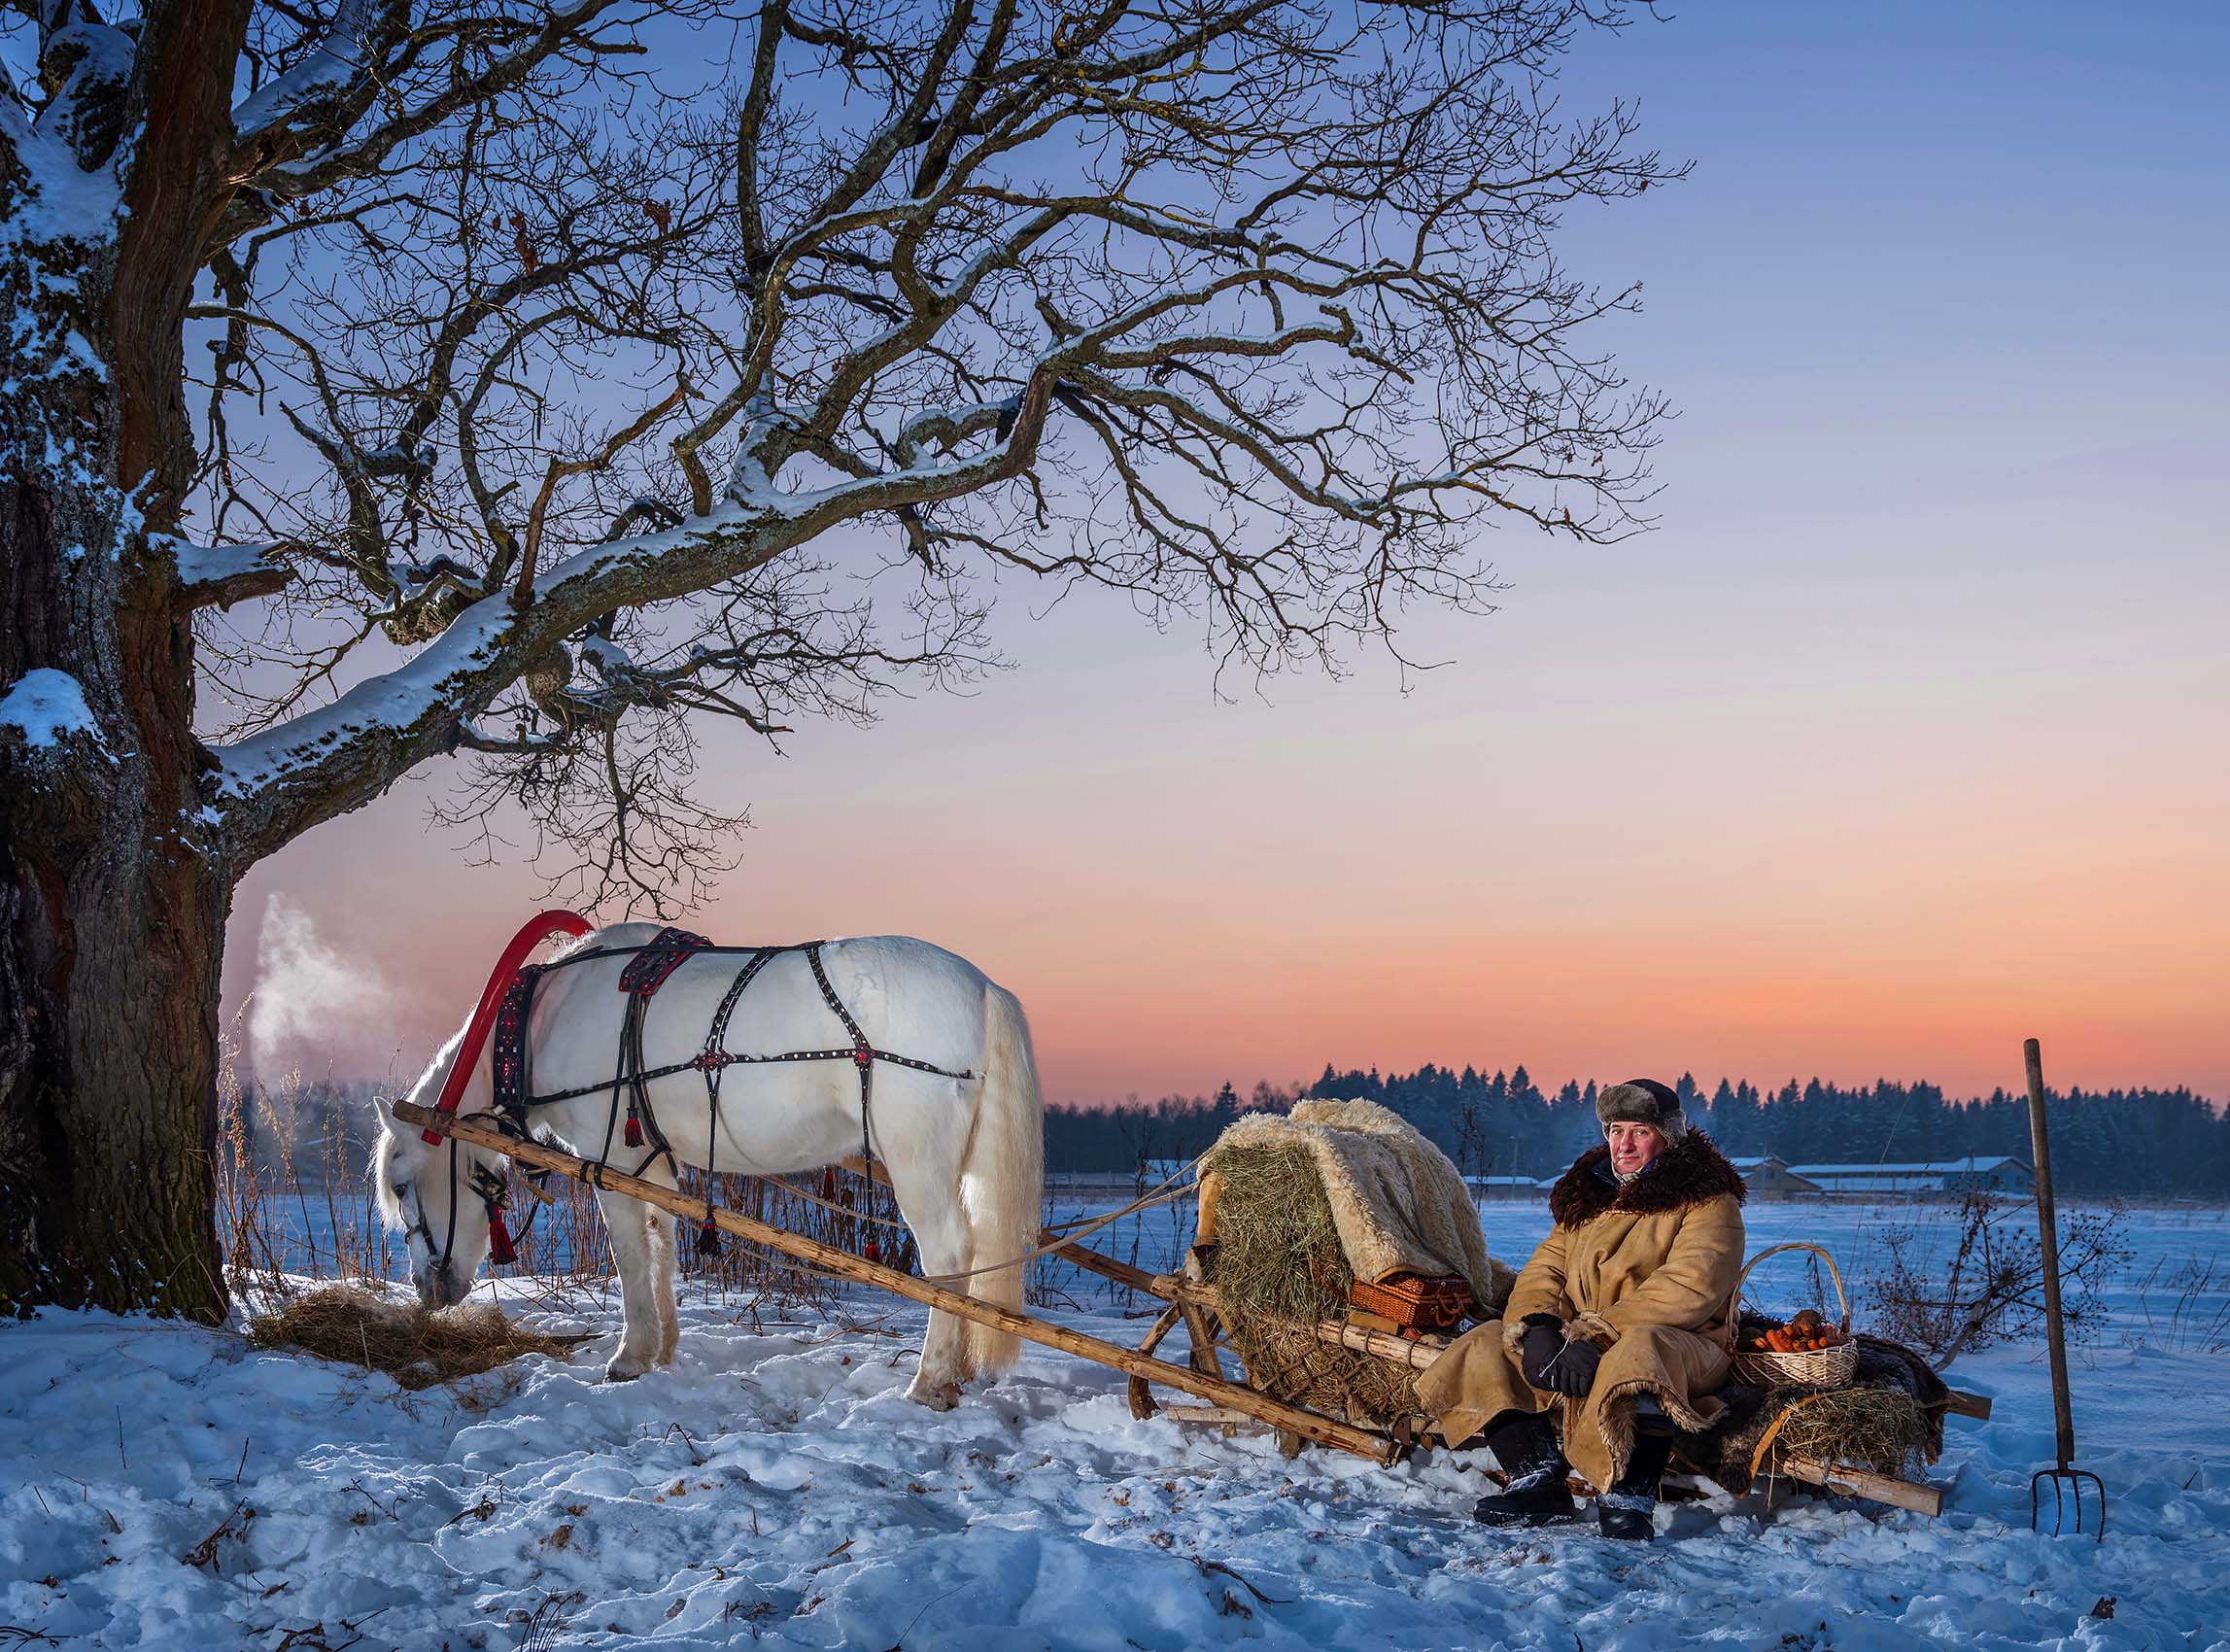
3 1204 2225 1651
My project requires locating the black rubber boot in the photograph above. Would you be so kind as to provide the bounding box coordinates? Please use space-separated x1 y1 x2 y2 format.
1596 1428 1675 1541
1472 1413 1582 1530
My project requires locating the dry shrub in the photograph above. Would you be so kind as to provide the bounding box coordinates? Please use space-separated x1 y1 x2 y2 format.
1863 1188 2131 1370
1204 1144 1423 1427
248 1286 577 1390
214 1034 395 1299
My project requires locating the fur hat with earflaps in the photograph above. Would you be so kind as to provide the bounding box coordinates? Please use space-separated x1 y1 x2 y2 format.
1595 1078 1688 1144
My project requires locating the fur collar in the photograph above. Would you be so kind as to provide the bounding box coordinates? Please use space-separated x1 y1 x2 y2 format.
1547 1132 1746 1227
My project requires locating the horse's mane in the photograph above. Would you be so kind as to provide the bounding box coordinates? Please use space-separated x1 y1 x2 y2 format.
564 920 666 955
548 925 618 961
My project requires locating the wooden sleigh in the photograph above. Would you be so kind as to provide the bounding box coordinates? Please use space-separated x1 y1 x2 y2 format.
393 1101 1985 1516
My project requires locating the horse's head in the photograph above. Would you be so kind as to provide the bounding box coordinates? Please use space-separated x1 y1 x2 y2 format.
371 1033 509 1307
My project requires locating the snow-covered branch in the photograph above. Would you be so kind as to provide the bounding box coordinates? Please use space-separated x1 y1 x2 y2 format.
163 536 297 610
173 0 1673 898
229 0 377 142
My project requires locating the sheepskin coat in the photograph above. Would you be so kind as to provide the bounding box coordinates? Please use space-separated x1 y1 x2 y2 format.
1416 1132 1747 1490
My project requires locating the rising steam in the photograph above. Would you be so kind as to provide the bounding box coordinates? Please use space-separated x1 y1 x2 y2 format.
247 895 399 1077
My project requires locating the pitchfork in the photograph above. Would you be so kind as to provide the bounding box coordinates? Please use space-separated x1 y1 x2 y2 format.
2025 1038 2105 1540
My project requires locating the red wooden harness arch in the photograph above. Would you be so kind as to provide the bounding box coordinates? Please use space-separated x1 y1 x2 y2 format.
421 909 596 1144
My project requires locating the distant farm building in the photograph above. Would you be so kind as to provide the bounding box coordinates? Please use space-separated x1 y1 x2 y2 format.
1785 1156 2036 1198
1728 1156 1826 1199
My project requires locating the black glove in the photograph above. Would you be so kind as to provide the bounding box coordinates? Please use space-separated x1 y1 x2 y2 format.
1545 1335 1603 1398
1519 1317 1566 1390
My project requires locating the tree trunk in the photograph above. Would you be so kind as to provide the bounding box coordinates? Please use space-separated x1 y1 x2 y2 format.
0 430 232 1320
0 4 247 1317
0 313 234 1316
0 259 238 1322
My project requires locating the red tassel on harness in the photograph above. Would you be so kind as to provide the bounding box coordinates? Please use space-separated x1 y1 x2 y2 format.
624 1113 644 1149
863 1236 881 1264
487 1207 517 1266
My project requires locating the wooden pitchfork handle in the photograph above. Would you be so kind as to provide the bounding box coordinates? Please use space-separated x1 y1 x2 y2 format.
2024 1038 2077 1473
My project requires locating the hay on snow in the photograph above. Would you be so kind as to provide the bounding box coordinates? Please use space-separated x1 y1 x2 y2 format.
247 1286 574 1390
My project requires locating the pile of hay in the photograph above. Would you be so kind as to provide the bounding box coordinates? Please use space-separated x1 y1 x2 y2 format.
247 1286 576 1390
1201 1143 1431 1428
1758 1385 1937 1477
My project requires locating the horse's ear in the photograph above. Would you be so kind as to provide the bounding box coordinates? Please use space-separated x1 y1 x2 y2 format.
369 1091 398 1134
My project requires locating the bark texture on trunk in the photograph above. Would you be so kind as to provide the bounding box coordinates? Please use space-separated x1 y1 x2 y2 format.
0 792 230 1323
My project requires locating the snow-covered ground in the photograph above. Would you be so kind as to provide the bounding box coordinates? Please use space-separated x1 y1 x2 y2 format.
3 1206 2225 1650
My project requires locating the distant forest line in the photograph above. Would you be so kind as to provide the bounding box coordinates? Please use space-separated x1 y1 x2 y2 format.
243 1061 2229 1201
1045 1066 2230 1199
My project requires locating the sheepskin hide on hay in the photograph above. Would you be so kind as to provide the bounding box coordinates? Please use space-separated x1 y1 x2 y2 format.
1204 1097 1501 1310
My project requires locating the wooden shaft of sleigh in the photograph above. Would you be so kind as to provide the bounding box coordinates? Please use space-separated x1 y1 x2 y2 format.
840 1153 1186 1303
395 1102 1399 1464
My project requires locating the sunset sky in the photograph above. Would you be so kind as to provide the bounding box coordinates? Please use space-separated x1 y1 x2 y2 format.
220 2 2230 1107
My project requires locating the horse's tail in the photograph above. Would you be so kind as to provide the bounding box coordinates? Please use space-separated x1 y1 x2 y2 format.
959 981 1045 1376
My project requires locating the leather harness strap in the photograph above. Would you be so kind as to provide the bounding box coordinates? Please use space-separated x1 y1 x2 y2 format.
456 926 976 1269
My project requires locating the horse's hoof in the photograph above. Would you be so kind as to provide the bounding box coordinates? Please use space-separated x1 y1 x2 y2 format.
907 1378 962 1411
604 1363 645 1384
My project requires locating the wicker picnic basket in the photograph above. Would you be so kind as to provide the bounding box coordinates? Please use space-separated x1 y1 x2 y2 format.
1731 1242 1860 1389
1347 1270 1474 1332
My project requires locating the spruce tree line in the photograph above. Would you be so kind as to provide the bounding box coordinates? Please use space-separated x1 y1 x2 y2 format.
1044 1065 2230 1198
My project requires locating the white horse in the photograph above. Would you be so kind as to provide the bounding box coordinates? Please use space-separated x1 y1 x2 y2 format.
372 923 1044 1406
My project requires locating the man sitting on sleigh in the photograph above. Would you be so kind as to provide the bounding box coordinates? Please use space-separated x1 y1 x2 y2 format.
1416 1079 1747 1541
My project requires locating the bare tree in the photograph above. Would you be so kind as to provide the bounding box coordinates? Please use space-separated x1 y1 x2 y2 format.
1 0 1674 1318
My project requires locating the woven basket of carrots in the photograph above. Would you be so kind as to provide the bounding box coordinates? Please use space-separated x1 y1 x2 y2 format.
1731 1241 1860 1389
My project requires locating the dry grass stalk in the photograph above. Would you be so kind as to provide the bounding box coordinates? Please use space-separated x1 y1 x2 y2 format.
1864 1187 2131 1369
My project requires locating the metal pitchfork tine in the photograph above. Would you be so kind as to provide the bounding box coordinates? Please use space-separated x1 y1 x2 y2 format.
2024 1037 2105 1540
